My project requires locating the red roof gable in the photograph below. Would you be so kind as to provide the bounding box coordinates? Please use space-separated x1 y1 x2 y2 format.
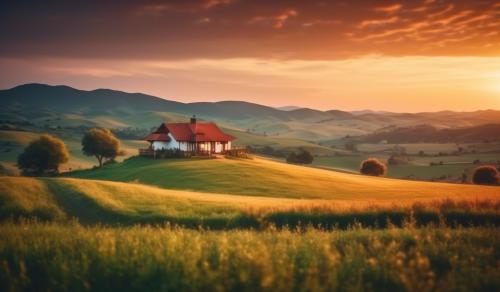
167 122 235 142
143 121 235 142
144 124 171 142
144 133 170 142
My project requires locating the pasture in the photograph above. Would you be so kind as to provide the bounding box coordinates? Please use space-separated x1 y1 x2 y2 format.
311 152 500 181
1 173 499 228
64 156 500 200
1 138 499 291
0 222 498 292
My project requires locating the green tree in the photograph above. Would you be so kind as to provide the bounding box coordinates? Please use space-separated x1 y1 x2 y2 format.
360 158 387 177
17 134 69 176
82 128 122 167
472 166 499 185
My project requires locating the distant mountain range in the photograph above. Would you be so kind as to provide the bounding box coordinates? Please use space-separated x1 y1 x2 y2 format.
276 106 302 111
1 83 500 141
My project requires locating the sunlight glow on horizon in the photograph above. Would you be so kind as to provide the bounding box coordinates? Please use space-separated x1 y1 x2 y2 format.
1 55 499 112
2 0 500 112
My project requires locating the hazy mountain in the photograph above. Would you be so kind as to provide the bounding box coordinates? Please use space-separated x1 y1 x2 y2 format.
0 84 291 121
1 83 500 141
276 106 302 111
350 110 394 115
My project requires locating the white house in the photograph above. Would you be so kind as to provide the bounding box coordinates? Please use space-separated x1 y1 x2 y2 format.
143 116 235 154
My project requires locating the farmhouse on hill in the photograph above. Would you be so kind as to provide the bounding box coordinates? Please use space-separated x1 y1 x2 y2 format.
141 116 236 155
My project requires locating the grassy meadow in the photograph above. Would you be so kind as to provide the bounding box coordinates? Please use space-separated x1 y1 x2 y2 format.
64 156 500 200
1 176 499 229
0 222 499 292
311 152 500 181
1 129 500 291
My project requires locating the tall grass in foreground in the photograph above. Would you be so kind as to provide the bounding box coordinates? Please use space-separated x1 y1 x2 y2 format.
0 222 498 292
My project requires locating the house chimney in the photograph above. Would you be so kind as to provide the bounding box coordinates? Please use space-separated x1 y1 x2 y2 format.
190 115 197 124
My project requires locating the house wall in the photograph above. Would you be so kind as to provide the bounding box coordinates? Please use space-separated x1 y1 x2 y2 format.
199 141 231 153
151 133 189 151
152 141 170 150
151 134 232 153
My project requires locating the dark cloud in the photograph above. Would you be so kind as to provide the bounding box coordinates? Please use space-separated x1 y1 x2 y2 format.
0 0 498 60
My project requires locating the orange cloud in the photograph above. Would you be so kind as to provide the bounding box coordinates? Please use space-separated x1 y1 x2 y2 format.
435 10 474 25
273 9 298 28
2 0 499 61
374 4 402 13
427 4 455 18
249 9 298 29
203 0 233 9
349 0 497 55
358 16 399 28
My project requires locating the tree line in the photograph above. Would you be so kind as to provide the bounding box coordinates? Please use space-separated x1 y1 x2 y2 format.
12 129 500 186
17 128 122 176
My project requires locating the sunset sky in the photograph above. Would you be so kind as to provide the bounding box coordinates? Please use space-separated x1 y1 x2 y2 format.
1 0 499 112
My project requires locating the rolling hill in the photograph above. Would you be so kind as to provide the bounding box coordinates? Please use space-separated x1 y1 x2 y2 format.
360 124 500 143
2 156 499 228
2 83 500 141
65 156 500 199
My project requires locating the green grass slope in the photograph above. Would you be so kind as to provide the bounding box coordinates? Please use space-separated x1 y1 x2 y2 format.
65 156 500 200
1 176 499 228
0 176 257 226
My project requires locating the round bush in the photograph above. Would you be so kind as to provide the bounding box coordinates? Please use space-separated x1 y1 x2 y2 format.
360 158 387 177
17 134 69 176
472 166 499 185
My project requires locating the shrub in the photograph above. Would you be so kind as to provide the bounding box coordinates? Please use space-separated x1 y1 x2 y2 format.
261 146 275 155
387 154 408 165
472 166 499 185
17 134 69 176
286 150 313 164
360 158 387 177
225 149 251 159
286 152 297 163
156 149 187 158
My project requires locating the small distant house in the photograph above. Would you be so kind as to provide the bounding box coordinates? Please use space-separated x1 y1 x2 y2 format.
142 116 235 155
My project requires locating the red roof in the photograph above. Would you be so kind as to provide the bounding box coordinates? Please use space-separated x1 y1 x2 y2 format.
144 133 170 142
144 121 235 143
144 123 171 142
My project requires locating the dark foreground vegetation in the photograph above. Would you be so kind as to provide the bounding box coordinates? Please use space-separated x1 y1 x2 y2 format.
0 222 498 292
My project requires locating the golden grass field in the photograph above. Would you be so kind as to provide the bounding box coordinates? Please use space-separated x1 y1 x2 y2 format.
2 166 499 228
66 156 500 200
1 139 499 291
